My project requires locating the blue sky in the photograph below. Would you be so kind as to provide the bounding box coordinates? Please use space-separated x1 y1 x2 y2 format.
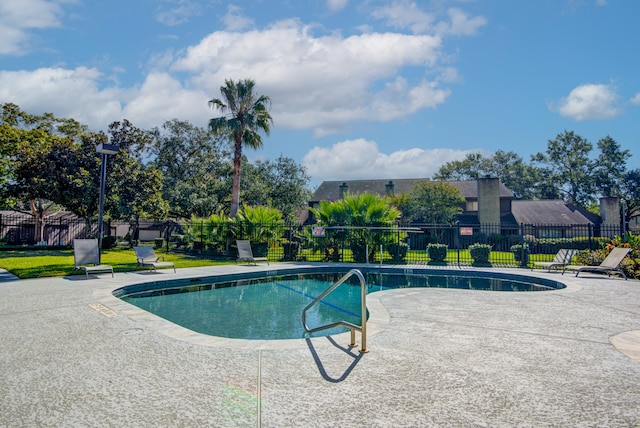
1 0 638 187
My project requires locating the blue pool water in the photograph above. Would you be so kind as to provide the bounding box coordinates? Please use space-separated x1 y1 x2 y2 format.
115 268 564 340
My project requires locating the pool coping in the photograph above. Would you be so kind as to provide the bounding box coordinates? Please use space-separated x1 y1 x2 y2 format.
93 262 578 351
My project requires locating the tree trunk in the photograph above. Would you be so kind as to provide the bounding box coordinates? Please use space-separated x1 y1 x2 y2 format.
230 138 243 217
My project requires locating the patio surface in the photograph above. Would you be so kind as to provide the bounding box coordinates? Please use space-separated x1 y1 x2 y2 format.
1 263 639 427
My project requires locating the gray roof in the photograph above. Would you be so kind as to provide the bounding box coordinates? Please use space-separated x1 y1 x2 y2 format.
311 179 513 202
511 200 600 225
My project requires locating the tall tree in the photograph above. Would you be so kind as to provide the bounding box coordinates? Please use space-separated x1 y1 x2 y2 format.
434 152 485 181
208 79 273 217
592 135 631 198
101 120 168 221
532 130 594 207
241 155 311 222
152 119 231 218
620 169 640 227
435 150 544 199
407 181 465 224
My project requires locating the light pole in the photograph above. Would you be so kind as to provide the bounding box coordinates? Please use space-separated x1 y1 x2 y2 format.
96 142 119 261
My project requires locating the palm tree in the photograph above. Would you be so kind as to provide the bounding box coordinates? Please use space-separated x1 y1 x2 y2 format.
208 79 273 217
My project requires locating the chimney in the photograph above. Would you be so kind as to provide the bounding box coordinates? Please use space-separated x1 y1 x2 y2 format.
339 182 348 199
385 180 394 196
600 196 621 237
477 177 500 228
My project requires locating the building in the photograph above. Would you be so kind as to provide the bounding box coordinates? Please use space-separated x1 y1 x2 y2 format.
308 178 515 226
308 178 622 239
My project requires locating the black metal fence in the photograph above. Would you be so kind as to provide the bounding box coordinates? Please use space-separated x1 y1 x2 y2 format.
170 219 623 267
0 214 96 247
0 213 624 267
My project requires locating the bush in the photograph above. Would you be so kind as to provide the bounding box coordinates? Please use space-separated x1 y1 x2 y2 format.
153 238 164 249
171 234 188 248
574 233 640 279
469 243 491 264
101 235 118 249
387 242 409 263
252 241 269 257
282 241 299 261
530 237 609 254
510 243 530 266
427 243 448 262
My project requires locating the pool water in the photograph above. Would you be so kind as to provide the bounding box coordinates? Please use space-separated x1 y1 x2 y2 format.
121 275 364 340
118 271 562 340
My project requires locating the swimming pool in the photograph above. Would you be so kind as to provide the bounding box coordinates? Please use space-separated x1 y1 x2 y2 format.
114 267 564 341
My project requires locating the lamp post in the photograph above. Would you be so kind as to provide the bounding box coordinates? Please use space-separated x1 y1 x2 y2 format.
96 142 119 261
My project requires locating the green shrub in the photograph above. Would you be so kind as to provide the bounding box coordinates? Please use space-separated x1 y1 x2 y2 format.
510 243 530 265
427 243 448 262
153 238 164 249
282 241 300 261
531 237 609 254
469 243 491 264
387 242 409 263
170 234 188 248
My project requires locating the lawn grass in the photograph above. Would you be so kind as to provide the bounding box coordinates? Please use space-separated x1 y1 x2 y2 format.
0 246 557 279
0 247 232 279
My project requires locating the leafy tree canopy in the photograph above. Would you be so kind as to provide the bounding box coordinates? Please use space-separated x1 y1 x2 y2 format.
406 181 466 224
152 119 232 218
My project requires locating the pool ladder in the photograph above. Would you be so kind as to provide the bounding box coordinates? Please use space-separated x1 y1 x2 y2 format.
301 269 369 353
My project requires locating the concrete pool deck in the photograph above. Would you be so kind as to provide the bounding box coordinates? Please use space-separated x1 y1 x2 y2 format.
1 263 639 427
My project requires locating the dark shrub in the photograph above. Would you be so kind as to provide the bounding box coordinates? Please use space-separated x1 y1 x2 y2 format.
252 242 269 257
101 235 118 249
282 242 299 261
469 243 491 264
387 242 409 263
427 243 448 262
510 243 530 266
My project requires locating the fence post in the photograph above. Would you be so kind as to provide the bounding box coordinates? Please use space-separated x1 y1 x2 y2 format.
200 219 204 248
588 223 593 250
165 220 170 252
519 223 526 267
457 223 461 267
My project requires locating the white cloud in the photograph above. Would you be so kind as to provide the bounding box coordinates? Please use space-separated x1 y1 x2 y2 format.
371 0 435 34
122 72 211 129
439 8 487 36
327 0 348 13
172 20 449 135
0 8 479 134
371 2 486 36
0 0 67 55
221 5 254 31
154 0 207 26
302 139 478 181
553 83 621 121
0 67 124 127
630 93 640 105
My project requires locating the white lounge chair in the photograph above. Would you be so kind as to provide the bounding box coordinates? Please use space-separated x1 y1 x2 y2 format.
533 248 578 272
73 239 113 278
236 240 269 265
564 247 630 280
133 246 176 273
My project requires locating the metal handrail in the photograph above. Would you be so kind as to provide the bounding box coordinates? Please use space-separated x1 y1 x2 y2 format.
301 269 369 353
